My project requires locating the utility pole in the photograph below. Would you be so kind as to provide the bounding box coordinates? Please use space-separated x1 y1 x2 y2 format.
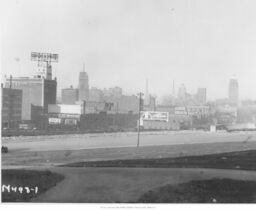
114 102 119 128
172 80 175 106
8 75 13 129
137 92 144 147
83 100 86 114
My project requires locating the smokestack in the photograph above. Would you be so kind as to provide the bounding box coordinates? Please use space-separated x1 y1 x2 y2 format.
172 80 175 97
172 80 175 105
145 78 149 105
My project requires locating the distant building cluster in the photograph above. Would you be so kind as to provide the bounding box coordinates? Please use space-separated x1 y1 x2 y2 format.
2 53 256 132
174 85 207 106
60 69 139 115
1 53 140 130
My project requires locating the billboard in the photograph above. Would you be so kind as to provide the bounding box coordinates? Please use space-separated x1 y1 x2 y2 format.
58 113 80 119
19 123 33 130
64 119 77 125
48 118 61 125
141 111 169 122
31 52 58 62
174 107 188 115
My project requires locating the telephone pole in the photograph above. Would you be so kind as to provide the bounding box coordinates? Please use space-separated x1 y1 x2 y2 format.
137 92 144 147
8 75 13 129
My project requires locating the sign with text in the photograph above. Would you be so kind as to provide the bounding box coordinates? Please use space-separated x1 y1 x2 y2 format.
64 119 77 125
48 118 61 124
31 52 58 62
58 113 80 119
141 111 169 122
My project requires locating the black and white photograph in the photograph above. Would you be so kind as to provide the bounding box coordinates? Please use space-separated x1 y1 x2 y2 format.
1 0 256 207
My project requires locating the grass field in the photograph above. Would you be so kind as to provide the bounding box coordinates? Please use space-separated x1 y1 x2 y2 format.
62 150 256 171
2 149 256 203
137 178 256 203
2 170 64 202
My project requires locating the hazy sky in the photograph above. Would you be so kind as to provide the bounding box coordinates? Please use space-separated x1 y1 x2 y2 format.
1 0 256 101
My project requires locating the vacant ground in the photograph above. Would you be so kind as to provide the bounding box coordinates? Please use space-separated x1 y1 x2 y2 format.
62 150 256 171
30 167 256 203
2 169 64 202
4 149 256 203
137 178 256 203
2 131 256 203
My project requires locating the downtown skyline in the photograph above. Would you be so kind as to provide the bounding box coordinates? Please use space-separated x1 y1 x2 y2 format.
1 0 256 101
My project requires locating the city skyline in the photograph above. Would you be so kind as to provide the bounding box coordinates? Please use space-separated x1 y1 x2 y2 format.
1 0 256 101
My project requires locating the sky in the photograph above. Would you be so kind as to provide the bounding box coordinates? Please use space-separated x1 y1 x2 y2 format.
1 0 256 101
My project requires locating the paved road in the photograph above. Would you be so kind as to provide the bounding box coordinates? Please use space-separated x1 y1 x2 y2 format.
3 131 256 152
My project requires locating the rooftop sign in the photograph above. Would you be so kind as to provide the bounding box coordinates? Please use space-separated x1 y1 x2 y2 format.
31 52 58 63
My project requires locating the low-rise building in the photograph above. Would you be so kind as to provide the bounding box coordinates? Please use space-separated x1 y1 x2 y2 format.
61 86 78 104
48 104 83 127
186 105 210 116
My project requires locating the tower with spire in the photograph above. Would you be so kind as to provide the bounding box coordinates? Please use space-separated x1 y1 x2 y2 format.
78 63 89 101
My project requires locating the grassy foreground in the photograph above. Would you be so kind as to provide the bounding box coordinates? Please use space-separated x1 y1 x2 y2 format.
137 178 256 203
2 170 64 202
62 150 256 171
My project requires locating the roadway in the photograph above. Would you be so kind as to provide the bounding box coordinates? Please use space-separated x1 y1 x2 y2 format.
2 130 256 152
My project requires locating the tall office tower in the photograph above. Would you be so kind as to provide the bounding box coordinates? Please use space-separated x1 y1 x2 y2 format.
149 95 156 111
4 52 58 123
78 64 89 101
178 84 187 101
4 77 57 121
196 88 207 105
228 79 239 105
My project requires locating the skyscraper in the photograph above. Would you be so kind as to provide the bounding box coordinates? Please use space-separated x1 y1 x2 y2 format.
196 88 207 105
178 84 187 101
4 77 57 121
78 64 89 101
228 79 239 105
